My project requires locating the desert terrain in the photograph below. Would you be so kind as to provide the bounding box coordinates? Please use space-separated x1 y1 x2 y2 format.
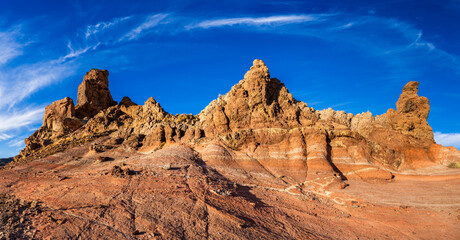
1 60 459 239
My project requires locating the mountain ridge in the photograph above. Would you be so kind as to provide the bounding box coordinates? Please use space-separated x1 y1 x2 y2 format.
14 59 460 178
3 59 460 239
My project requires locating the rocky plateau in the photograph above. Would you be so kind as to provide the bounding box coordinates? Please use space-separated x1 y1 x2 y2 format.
1 60 459 239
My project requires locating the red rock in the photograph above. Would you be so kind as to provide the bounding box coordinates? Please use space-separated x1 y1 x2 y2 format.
6 60 460 239
75 69 117 118
382 81 433 140
43 97 83 136
15 60 460 175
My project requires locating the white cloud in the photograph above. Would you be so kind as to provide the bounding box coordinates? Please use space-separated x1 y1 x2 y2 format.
434 132 460 149
186 14 324 29
85 16 132 39
8 138 25 148
59 41 101 62
0 107 44 132
0 133 12 141
339 22 354 29
0 27 76 146
0 61 74 109
119 13 168 41
0 28 75 110
408 31 435 51
0 30 23 66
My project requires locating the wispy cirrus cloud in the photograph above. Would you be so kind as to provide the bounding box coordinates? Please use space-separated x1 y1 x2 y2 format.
59 41 101 62
8 138 25 148
0 60 74 109
0 107 44 132
0 27 74 144
0 29 23 66
119 13 168 41
63 13 169 61
187 13 459 81
434 132 460 149
186 14 327 29
85 16 132 39
0 133 12 141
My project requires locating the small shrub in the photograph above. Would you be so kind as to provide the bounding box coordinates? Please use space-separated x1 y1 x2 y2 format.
448 162 460 168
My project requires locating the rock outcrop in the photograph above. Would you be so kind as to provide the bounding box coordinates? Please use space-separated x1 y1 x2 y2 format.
43 97 83 136
379 81 433 140
14 97 84 162
15 60 460 180
6 60 460 240
75 69 117 118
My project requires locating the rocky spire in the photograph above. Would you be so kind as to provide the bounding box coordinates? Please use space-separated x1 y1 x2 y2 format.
383 81 433 140
75 69 117 118
198 59 310 138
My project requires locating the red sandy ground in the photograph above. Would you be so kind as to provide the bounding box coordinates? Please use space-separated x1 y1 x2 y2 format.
0 142 459 239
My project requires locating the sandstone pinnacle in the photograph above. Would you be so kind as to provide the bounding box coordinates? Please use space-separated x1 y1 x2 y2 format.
75 69 117 118
243 59 270 80
384 81 433 140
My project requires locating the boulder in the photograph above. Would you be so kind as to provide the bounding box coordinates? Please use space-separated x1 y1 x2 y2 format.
43 97 83 136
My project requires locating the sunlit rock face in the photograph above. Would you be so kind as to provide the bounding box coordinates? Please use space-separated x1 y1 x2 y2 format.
15 60 460 178
75 69 117 119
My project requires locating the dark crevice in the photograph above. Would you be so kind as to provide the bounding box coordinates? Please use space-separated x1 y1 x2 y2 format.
325 134 348 181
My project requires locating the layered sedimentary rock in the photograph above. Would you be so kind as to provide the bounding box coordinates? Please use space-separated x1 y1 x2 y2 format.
15 60 460 182
7 60 460 240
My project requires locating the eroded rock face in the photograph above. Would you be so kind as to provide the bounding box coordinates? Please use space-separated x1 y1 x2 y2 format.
75 69 117 118
8 60 460 240
119 96 137 107
15 97 84 162
43 97 83 136
382 81 433 140
199 59 315 136
15 60 460 176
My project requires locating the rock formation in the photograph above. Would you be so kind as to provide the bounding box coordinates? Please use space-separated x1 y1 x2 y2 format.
15 60 460 178
6 59 460 239
75 69 117 118
380 81 433 140
43 97 83 136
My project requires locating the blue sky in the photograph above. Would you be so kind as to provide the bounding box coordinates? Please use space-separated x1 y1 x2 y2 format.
0 0 459 157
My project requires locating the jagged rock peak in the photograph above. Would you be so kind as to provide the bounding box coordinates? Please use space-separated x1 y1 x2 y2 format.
143 97 168 118
377 81 433 141
83 69 109 83
75 69 117 118
395 81 430 118
401 81 419 95
119 97 137 107
243 59 270 80
396 81 429 116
